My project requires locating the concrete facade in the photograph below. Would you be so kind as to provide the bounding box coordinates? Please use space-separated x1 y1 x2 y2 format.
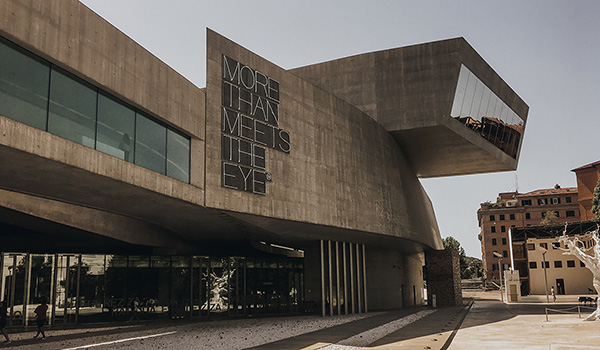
0 0 528 317
292 39 529 178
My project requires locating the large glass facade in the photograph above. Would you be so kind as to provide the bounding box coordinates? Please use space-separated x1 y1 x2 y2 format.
0 253 303 326
48 68 98 148
0 39 50 130
135 115 167 174
450 64 524 158
0 36 190 182
96 93 136 162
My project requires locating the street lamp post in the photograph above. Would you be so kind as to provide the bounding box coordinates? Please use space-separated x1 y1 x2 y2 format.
493 252 504 302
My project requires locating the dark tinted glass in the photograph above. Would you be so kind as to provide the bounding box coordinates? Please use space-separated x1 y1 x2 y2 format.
0 39 50 130
96 93 135 161
135 113 166 174
167 129 190 182
48 68 97 147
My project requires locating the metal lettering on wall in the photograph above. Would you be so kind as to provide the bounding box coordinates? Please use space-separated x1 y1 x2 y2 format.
221 55 290 195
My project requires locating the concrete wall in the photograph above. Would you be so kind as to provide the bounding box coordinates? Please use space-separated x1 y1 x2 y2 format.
0 0 207 207
366 249 425 310
205 30 442 250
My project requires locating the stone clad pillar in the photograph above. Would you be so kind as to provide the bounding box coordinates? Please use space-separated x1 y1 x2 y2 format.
425 249 462 307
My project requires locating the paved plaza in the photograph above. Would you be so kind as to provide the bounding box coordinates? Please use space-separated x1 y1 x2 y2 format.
1 291 599 349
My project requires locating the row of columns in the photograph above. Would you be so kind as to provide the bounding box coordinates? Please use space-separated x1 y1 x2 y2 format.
320 240 367 316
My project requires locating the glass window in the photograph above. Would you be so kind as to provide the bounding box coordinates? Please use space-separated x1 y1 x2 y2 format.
567 260 575 268
502 250 508 258
554 261 562 268
566 210 575 217
501 226 506 233
529 261 537 269
492 238 497 245
525 213 531 220
135 113 166 174
509 214 515 220
48 68 97 148
526 243 535 250
450 64 524 159
565 197 572 203
96 93 135 161
540 243 548 250
502 238 507 245
521 199 532 206
167 129 190 182
491 226 496 233
499 214 505 221
489 215 495 221
0 38 50 130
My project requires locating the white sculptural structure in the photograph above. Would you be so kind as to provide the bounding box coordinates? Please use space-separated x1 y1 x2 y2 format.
558 225 600 321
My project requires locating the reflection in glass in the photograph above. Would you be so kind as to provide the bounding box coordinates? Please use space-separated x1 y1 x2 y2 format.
451 65 524 158
167 129 191 183
48 68 97 148
0 252 304 324
96 94 135 161
0 37 191 183
0 38 50 130
135 114 166 174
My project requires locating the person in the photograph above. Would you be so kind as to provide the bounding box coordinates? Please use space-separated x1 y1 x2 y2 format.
128 297 140 323
33 297 48 339
0 300 10 344
551 286 556 302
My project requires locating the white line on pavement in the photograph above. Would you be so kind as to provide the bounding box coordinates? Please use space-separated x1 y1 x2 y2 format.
61 331 178 350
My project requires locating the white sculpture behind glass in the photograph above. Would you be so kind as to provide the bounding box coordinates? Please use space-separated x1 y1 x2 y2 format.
558 225 600 321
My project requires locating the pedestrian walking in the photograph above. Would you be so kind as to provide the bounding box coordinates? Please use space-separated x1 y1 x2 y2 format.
551 286 556 303
0 300 10 344
128 297 141 323
33 297 48 339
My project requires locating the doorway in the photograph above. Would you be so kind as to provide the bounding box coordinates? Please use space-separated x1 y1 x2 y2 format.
556 278 565 295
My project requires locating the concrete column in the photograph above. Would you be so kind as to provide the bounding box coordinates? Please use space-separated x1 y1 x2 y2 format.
336 241 341 316
328 240 333 316
320 240 325 317
362 244 369 312
350 243 355 314
343 243 348 315
356 244 362 313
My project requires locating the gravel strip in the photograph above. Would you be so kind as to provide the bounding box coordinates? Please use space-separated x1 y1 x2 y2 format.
318 309 437 349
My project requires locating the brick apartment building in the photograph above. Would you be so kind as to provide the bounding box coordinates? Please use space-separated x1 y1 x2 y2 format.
477 185 580 281
572 160 600 221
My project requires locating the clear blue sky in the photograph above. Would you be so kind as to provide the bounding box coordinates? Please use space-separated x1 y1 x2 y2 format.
80 0 600 258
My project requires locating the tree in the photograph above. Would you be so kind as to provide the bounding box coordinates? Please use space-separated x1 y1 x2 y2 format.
443 236 482 279
540 210 558 225
443 236 465 256
592 178 600 219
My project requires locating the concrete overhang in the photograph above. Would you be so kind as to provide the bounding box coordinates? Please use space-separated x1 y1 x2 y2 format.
291 37 529 178
0 116 437 254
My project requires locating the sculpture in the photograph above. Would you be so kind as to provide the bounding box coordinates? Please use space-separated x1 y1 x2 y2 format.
558 225 600 321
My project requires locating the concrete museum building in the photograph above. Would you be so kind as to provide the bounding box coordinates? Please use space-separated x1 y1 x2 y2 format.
0 0 528 325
